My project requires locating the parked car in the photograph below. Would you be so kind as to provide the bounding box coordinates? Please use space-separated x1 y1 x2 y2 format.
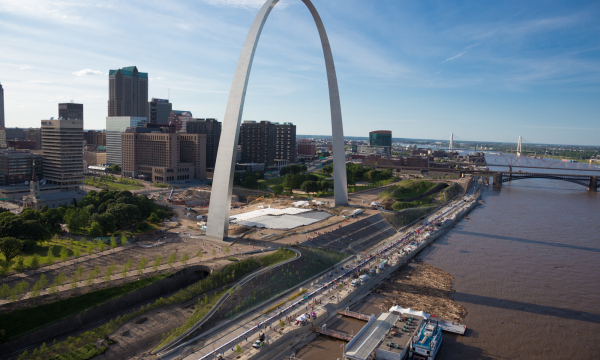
253 340 265 348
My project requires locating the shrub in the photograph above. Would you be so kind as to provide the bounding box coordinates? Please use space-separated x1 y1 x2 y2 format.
110 236 117 249
60 246 69 262
137 256 148 275
152 255 163 270
167 252 177 268
30 254 40 269
181 253 189 265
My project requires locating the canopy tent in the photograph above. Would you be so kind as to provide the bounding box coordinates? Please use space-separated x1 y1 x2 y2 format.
295 314 309 322
388 305 430 319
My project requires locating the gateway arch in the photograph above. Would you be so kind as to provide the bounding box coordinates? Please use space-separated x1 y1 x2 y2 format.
206 0 348 241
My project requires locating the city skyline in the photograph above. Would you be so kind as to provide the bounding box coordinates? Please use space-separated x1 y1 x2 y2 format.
1 0 599 145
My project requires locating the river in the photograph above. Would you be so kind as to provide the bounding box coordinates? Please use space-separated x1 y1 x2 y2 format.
420 166 600 359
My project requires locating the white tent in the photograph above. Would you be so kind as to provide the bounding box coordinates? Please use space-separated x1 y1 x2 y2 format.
388 306 430 319
295 314 309 322
370 202 378 206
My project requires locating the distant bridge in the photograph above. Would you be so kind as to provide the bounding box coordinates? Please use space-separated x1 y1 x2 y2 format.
485 154 600 172
465 170 599 192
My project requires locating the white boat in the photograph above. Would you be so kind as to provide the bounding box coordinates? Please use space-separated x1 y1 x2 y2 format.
410 319 443 360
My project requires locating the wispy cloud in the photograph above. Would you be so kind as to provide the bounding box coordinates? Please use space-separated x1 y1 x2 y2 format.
440 43 481 64
73 69 103 76
19 65 30 70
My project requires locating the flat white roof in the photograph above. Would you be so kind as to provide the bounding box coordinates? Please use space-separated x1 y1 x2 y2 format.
345 312 400 360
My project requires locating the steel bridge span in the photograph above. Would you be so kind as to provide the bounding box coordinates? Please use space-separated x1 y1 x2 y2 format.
465 171 599 192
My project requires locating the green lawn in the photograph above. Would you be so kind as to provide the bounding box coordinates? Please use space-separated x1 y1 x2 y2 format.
83 179 143 191
118 222 162 237
379 180 435 201
0 238 106 273
0 273 170 341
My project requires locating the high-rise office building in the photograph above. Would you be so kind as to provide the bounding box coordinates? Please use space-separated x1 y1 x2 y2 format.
186 118 221 169
84 130 106 146
106 116 146 164
148 98 172 124
108 66 148 118
167 110 193 132
369 130 392 150
0 82 4 128
274 122 296 164
41 118 84 190
121 127 206 182
298 139 316 156
238 121 275 166
58 102 83 121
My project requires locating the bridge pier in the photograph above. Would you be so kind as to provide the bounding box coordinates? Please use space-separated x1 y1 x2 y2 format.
589 176 598 192
493 172 502 188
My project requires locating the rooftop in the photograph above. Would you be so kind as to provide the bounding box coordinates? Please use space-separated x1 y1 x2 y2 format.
344 312 400 360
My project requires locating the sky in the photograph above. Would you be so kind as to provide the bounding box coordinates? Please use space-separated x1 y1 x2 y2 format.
1 0 599 146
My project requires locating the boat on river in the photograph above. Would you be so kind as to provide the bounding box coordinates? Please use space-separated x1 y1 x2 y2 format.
409 319 443 360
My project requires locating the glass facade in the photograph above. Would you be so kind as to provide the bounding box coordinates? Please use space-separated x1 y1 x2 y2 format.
106 116 146 165
369 131 392 148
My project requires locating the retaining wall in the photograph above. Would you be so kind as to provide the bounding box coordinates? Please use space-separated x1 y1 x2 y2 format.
0 265 212 355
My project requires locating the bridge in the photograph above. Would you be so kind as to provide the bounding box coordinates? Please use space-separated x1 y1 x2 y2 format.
464 170 599 192
485 154 600 172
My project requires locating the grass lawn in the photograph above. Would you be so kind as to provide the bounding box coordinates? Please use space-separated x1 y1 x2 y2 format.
0 238 110 273
118 222 162 237
0 273 170 341
83 179 143 191
379 180 435 201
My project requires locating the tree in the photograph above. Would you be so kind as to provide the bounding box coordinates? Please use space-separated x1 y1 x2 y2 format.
110 164 121 173
107 203 140 228
110 236 117 249
300 181 318 194
41 209 63 234
167 252 177 267
272 185 284 196
19 208 41 222
0 237 23 266
137 256 148 275
120 234 128 246
147 212 160 224
225 246 230 255
88 222 102 238
181 252 189 265
153 254 163 270
256 171 265 180
22 220 51 244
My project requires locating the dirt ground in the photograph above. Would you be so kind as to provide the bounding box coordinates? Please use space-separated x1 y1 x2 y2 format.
374 260 468 323
96 304 192 360
0 237 254 310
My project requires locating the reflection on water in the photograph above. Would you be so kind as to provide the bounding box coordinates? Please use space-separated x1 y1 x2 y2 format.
421 179 600 360
292 177 599 360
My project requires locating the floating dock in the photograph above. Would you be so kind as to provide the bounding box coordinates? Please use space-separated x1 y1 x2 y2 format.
344 310 466 335
313 327 354 341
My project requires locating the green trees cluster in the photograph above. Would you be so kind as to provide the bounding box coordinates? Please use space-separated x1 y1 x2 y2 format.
323 163 393 185
72 189 169 235
279 164 307 176
233 171 261 188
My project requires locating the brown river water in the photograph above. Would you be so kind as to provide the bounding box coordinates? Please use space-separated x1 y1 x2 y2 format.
294 174 600 359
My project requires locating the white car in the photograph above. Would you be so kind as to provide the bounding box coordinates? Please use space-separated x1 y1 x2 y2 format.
252 340 265 348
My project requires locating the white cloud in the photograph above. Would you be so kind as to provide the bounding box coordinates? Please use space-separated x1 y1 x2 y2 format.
73 69 103 76
20 65 30 70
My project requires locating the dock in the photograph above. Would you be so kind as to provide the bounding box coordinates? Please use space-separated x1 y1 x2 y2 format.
344 309 467 336
313 327 354 342
434 318 467 335
338 309 371 321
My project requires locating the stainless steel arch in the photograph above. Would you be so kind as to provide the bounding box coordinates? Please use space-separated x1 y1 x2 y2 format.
206 0 348 241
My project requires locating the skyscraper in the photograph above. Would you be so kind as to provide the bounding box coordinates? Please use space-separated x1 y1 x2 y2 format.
41 118 84 190
274 122 296 164
106 116 146 165
108 66 148 119
148 98 172 124
0 82 4 128
58 102 84 121
238 121 275 166
186 118 221 169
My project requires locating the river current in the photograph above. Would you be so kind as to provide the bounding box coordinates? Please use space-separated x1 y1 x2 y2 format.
421 170 600 359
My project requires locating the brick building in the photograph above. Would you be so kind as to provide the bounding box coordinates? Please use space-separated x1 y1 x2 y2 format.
121 127 206 182
186 118 221 169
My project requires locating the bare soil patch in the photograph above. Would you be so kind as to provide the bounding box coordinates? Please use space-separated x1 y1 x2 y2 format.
374 260 467 323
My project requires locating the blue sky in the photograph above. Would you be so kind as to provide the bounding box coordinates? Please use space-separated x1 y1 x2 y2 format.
1 0 599 145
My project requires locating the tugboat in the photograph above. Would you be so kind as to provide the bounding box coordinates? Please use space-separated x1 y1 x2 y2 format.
409 319 443 360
